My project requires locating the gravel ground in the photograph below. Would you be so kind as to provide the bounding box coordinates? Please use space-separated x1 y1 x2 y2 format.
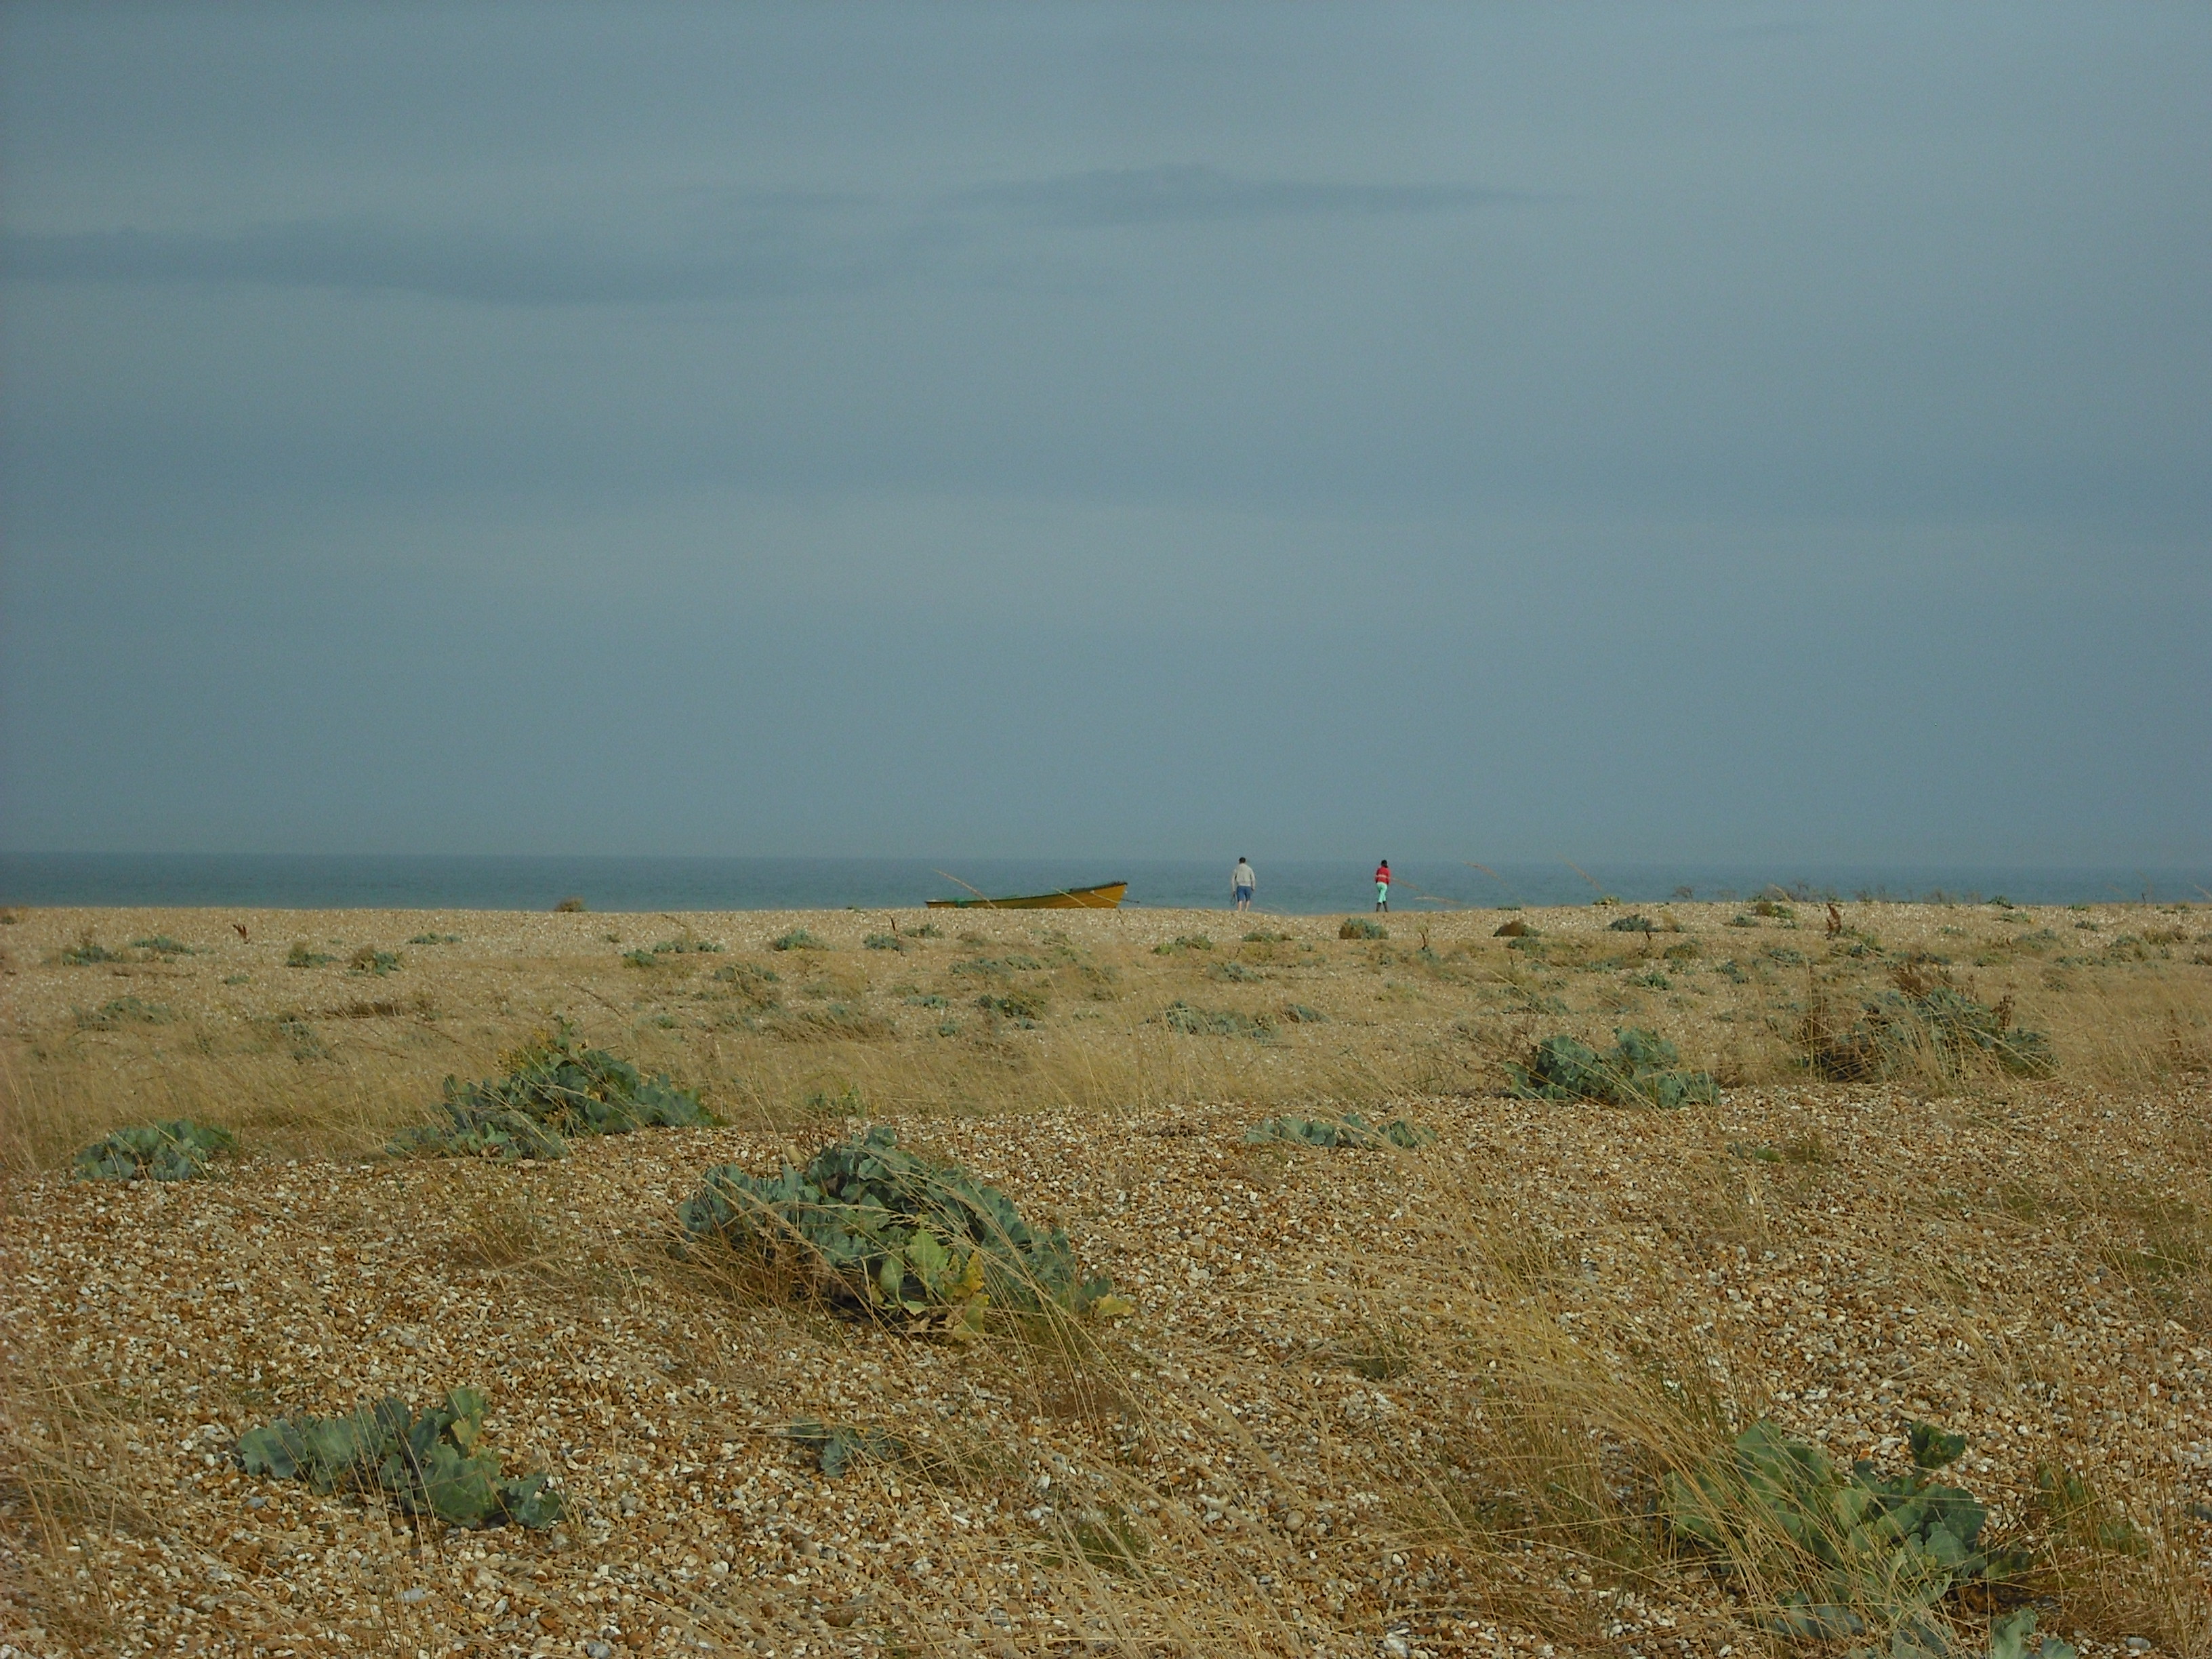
6 1072 2209 1659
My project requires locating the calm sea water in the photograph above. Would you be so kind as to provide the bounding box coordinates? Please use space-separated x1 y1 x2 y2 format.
1 853 2204 914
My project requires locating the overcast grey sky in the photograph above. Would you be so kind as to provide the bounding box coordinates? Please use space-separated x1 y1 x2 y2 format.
3 2 2205 863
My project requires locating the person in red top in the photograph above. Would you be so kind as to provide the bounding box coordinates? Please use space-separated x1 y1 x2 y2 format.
1374 860 1391 913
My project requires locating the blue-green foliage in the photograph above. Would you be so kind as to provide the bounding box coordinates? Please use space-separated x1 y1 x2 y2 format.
391 1019 715 1162
781 1418 906 1479
679 1126 1120 1328
1810 983 2055 1081
1244 1111 1432 1150
73 996 173 1029
1507 1028 1719 1108
1662 1419 2043 1653
236 1387 561 1530
75 1119 236 1183
130 935 199 956
1153 1000 1275 1039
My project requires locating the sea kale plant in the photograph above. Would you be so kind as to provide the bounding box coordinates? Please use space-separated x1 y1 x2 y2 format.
236 1387 562 1530
1662 1419 2058 1657
679 1126 1126 1330
390 1019 715 1162
1807 966 2055 1082
1244 1111 1433 1150
74 1119 236 1183
1507 1028 1719 1108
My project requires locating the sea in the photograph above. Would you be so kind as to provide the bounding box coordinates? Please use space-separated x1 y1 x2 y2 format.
1 854 2205 915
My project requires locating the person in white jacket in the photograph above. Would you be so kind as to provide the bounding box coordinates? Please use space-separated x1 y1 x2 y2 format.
1233 859 1256 911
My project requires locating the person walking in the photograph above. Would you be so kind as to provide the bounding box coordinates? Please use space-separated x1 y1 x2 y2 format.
1233 858 1256 912
1374 860 1391 913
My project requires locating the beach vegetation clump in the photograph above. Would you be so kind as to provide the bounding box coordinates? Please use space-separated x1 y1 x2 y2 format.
1151 934 1214 955
771 928 825 951
390 1019 715 1162
407 932 461 945
349 946 401 976
1506 1027 1719 1108
285 941 335 967
552 896 586 912
129 934 198 956
678 1125 1124 1330
1661 1418 2047 1652
1607 914 1658 933
74 1118 236 1183
1153 1000 1275 1040
781 1418 909 1479
1338 918 1387 940
55 933 122 965
236 1387 561 1530
973 990 1047 1022
1244 1111 1431 1149
863 932 903 951
73 996 173 1030
1806 966 2055 1082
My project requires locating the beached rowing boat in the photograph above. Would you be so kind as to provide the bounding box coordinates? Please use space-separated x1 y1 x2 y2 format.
925 881 1128 910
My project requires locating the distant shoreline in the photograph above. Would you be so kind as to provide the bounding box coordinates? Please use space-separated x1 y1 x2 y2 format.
4 853 2205 914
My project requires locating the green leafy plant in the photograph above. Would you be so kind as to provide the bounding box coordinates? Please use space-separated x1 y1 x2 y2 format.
974 990 1048 1021
1244 1111 1432 1149
771 928 825 951
1662 1418 2038 1652
863 932 903 951
781 1418 906 1479
1807 967 2055 1082
1153 1000 1275 1040
391 1019 715 1162
73 996 173 1029
1507 1028 1718 1108
1607 914 1658 933
349 946 402 976
2033 1463 2148 1557
236 1387 560 1530
1339 918 1388 940
129 934 198 956
74 1119 236 1183
56 934 122 965
678 1126 1126 1330
1151 934 1214 955
285 941 335 967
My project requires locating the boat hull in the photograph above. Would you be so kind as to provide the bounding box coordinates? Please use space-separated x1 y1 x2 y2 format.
926 881 1128 910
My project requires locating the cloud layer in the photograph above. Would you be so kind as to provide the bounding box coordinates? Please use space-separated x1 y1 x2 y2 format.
1 1 2205 861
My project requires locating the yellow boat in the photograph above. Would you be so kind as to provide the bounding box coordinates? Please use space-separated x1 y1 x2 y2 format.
926 880 1128 911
